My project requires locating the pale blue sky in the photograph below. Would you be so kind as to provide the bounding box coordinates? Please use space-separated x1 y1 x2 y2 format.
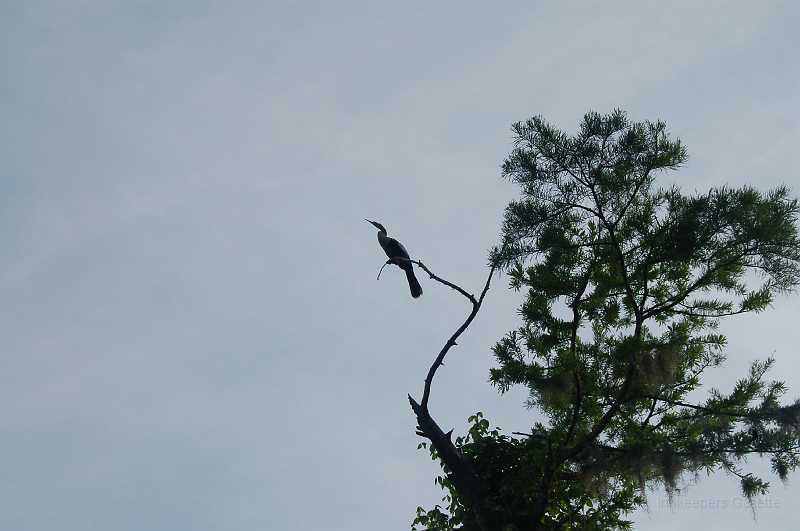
1 2 799 530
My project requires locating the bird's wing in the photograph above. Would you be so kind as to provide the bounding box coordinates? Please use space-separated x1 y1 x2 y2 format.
393 238 411 259
380 236 411 259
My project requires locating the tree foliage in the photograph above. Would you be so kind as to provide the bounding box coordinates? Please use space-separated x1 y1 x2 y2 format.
411 110 800 530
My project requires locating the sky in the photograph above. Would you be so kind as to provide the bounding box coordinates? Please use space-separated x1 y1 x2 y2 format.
1 1 799 530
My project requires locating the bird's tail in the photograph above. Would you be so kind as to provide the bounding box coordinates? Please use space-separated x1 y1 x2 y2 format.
406 268 423 298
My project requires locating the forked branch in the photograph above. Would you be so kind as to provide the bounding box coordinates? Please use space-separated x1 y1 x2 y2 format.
377 256 497 530
375 256 495 410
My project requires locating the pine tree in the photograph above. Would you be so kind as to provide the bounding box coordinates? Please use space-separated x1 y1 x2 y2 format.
409 110 800 530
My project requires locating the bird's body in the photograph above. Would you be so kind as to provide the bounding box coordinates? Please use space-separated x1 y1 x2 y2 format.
366 220 422 298
376 232 410 261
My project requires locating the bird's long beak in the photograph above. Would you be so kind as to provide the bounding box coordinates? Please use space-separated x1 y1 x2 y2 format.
365 219 380 229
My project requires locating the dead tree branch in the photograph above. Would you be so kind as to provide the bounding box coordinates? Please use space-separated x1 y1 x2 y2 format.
377 256 496 529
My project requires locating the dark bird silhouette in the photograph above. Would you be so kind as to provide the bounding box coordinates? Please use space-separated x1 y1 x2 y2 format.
366 219 422 298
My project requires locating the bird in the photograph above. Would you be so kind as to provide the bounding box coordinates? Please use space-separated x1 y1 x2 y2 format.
365 219 422 298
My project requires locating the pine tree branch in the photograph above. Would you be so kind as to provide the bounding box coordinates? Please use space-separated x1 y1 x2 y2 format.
565 257 598 445
642 248 758 319
611 166 653 227
668 301 751 318
642 394 777 422
561 181 644 461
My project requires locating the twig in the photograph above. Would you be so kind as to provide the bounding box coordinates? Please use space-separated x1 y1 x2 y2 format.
376 261 391 280
376 257 479 304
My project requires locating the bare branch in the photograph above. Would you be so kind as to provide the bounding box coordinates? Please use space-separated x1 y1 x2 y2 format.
415 262 496 410
376 261 391 280
377 257 478 304
400 258 497 531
